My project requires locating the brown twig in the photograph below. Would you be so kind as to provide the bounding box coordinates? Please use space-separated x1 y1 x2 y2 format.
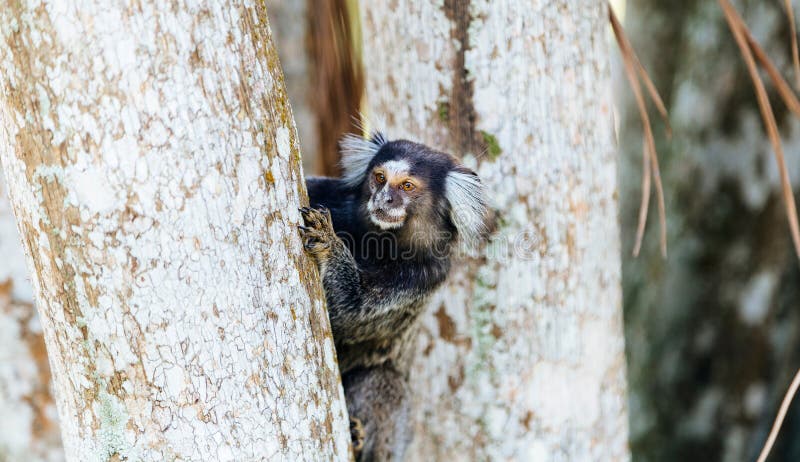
743 25 800 117
719 0 800 261
635 59 672 138
757 368 800 462
633 138 652 257
784 0 800 90
609 3 668 257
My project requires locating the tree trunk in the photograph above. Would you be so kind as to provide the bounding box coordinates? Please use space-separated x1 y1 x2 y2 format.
618 1 800 460
0 168 63 461
359 1 629 460
0 2 350 461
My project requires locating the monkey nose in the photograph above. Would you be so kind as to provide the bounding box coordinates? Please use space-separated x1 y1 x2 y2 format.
385 196 393 204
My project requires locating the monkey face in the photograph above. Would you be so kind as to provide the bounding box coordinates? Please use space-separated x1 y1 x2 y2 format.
341 135 488 248
366 159 424 230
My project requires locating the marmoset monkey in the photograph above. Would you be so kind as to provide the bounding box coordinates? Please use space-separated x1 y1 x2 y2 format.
299 132 490 461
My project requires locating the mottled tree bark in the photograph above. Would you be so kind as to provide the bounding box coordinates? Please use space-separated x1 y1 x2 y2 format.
619 1 800 461
360 1 629 460
0 169 62 461
0 1 350 461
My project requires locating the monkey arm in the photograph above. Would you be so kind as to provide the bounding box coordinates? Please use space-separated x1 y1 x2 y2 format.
299 207 448 345
321 238 432 344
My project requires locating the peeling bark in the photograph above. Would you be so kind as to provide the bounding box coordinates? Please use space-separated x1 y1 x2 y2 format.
360 1 629 460
0 1 350 461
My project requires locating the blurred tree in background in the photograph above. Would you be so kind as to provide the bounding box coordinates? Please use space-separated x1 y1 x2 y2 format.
265 0 319 174
619 1 800 460
306 0 364 176
267 0 363 177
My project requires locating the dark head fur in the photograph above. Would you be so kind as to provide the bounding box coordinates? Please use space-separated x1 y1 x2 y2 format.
339 132 490 254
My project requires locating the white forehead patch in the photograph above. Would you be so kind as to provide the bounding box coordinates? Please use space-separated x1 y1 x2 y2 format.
379 159 410 177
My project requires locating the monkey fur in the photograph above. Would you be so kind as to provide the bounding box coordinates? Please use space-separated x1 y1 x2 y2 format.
299 132 490 461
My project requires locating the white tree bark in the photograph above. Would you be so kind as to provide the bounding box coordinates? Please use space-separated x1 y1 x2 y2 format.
359 1 629 460
0 2 350 461
0 168 63 461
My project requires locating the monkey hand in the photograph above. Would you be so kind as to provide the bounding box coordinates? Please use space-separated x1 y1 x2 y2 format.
299 207 336 262
350 416 365 456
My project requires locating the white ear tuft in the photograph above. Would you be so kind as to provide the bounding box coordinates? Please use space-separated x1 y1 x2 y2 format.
340 132 388 187
445 168 489 249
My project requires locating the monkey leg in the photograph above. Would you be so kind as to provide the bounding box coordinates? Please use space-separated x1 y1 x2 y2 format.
342 365 410 462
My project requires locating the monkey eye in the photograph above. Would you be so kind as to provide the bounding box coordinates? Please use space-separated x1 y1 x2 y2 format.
401 181 415 192
375 172 386 184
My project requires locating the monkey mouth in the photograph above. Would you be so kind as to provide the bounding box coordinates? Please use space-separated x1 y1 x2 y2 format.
370 208 406 229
